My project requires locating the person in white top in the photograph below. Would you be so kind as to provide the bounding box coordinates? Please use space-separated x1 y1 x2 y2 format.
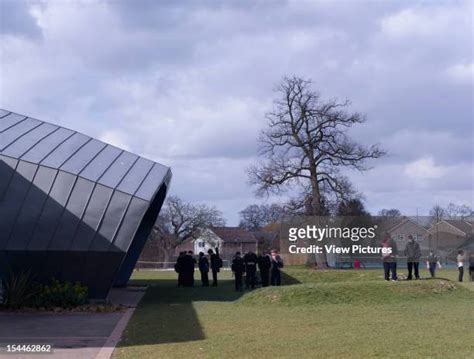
456 250 465 282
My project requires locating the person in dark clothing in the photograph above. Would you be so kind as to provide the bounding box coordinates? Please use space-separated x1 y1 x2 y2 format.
175 252 186 287
270 250 283 286
208 247 222 286
198 252 210 287
182 251 196 287
231 252 245 292
469 253 474 282
404 235 421 280
381 233 398 281
426 251 441 278
257 252 271 287
243 250 258 290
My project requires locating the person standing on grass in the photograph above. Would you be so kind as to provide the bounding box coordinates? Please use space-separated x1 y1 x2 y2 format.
381 233 398 281
469 253 474 282
457 250 466 282
183 251 196 287
243 250 258 290
231 252 245 292
404 235 421 280
208 247 222 287
257 252 272 287
426 251 441 278
175 251 186 287
198 252 210 287
270 249 284 286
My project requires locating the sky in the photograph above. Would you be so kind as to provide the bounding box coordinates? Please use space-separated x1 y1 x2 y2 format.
0 0 473 224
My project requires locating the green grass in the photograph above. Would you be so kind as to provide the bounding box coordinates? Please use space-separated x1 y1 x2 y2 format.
113 268 474 359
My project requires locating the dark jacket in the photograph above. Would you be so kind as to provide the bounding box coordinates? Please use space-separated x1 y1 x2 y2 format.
257 255 271 271
210 248 222 272
243 252 258 272
231 257 245 274
271 255 283 271
199 256 209 273
404 241 421 262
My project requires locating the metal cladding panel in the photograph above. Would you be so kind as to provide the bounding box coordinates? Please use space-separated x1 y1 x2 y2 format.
70 184 113 251
114 183 167 286
0 118 42 150
135 163 170 201
0 155 18 199
2 123 59 158
0 108 172 298
89 190 132 252
27 171 75 250
98 151 138 189
0 113 26 132
6 166 57 250
79 145 122 182
0 161 38 250
112 197 149 252
48 177 95 250
20 127 75 163
116 157 154 196
60 139 106 175
41 132 90 168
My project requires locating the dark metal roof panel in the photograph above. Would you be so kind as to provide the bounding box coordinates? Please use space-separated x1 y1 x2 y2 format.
0 118 42 150
0 109 171 201
20 127 75 163
60 139 106 175
135 163 170 200
1 122 59 158
0 113 27 132
79 145 122 181
0 109 10 118
41 132 90 168
116 157 154 195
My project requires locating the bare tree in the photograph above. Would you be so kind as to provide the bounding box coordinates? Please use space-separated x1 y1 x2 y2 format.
378 208 402 218
150 196 225 263
429 205 445 223
249 76 385 216
445 203 473 220
239 203 286 230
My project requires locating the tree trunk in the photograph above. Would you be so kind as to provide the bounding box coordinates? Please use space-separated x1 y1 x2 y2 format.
306 172 328 269
162 248 173 269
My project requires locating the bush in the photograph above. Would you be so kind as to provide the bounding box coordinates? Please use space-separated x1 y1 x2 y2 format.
2 269 39 309
1 271 88 309
35 279 88 308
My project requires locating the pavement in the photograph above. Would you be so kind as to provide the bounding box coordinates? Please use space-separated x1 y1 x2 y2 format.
0 287 146 359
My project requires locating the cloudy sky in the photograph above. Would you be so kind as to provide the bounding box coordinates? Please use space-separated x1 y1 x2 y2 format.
1 0 472 224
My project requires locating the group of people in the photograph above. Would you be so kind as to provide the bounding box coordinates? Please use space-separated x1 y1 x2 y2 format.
175 248 222 287
230 249 283 291
174 248 284 291
381 234 474 282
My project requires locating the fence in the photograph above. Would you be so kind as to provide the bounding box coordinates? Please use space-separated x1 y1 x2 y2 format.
135 259 232 271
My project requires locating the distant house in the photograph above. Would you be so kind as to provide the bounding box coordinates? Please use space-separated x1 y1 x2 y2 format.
376 217 430 252
175 227 258 260
427 220 473 260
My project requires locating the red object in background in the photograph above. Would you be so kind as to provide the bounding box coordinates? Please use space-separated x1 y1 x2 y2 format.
354 259 361 269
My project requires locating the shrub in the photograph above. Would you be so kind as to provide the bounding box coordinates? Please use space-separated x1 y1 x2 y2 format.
2 269 39 309
35 279 88 308
1 271 88 309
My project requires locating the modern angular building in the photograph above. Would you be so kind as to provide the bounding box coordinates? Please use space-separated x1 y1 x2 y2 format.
0 109 171 299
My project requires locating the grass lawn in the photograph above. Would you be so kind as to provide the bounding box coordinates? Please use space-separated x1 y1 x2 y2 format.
113 267 474 359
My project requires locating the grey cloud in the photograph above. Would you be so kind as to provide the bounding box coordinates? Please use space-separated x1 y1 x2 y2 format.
0 1 42 38
0 0 472 223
